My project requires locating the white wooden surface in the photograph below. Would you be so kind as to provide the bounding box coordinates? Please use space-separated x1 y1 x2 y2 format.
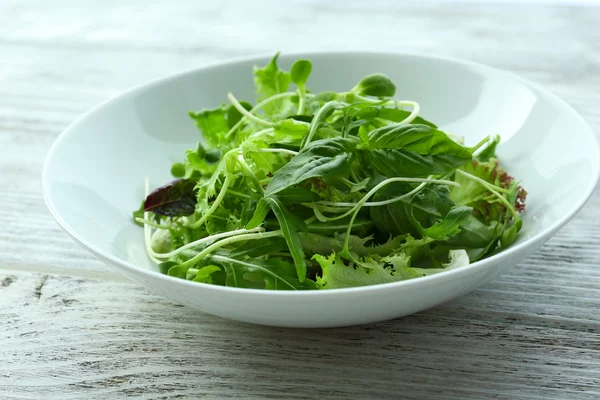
2 1 600 398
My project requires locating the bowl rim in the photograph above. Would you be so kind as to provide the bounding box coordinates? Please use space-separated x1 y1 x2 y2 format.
42 50 600 297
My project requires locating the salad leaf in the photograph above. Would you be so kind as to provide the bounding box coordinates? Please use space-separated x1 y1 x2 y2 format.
211 254 316 290
265 137 358 196
410 205 472 240
351 73 396 97
253 53 292 117
227 101 253 129
314 248 469 289
476 134 500 162
290 60 312 89
263 196 307 282
190 265 222 284
189 106 230 150
300 232 405 257
143 179 197 216
135 53 526 291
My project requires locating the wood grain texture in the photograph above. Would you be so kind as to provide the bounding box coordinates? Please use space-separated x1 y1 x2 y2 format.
1 1 600 399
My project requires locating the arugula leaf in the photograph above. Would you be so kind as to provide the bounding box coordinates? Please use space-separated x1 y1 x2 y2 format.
254 53 292 117
246 198 270 229
305 218 374 237
211 254 315 290
265 137 358 196
221 237 288 259
410 205 472 240
263 196 307 282
191 265 222 283
143 179 197 216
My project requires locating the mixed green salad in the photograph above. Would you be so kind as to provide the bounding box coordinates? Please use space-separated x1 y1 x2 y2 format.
134 54 527 290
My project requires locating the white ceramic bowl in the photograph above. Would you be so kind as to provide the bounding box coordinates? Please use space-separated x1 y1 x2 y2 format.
42 52 599 328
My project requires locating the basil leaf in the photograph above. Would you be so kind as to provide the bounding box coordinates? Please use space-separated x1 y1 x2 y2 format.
265 137 358 196
361 125 472 177
370 201 418 237
365 124 469 155
367 148 470 177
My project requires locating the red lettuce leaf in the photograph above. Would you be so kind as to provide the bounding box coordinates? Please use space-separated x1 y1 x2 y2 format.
143 179 197 216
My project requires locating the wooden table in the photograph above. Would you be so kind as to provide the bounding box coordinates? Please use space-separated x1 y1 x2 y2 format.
2 1 600 398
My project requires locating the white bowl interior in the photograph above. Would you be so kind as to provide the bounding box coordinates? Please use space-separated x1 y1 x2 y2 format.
42 52 599 326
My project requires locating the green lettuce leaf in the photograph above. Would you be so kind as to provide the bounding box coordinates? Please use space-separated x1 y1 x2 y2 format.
314 248 469 289
254 53 292 118
189 105 230 150
300 232 405 257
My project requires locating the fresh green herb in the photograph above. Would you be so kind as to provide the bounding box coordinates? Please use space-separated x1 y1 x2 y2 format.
135 53 527 290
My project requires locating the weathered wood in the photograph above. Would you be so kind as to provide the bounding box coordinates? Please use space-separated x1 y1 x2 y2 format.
1 1 600 398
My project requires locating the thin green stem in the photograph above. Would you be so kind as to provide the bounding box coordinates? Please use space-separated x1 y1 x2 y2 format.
469 135 491 154
455 169 511 194
302 101 339 149
303 215 317 224
142 177 163 264
339 177 355 188
455 170 518 219
260 148 299 156
189 173 232 229
227 189 251 199
179 230 283 268
135 217 172 229
249 127 275 138
310 177 459 225
149 227 264 259
237 155 263 193
341 177 445 252
228 92 273 127
297 88 306 115
209 254 297 290
225 93 302 140
317 178 460 208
